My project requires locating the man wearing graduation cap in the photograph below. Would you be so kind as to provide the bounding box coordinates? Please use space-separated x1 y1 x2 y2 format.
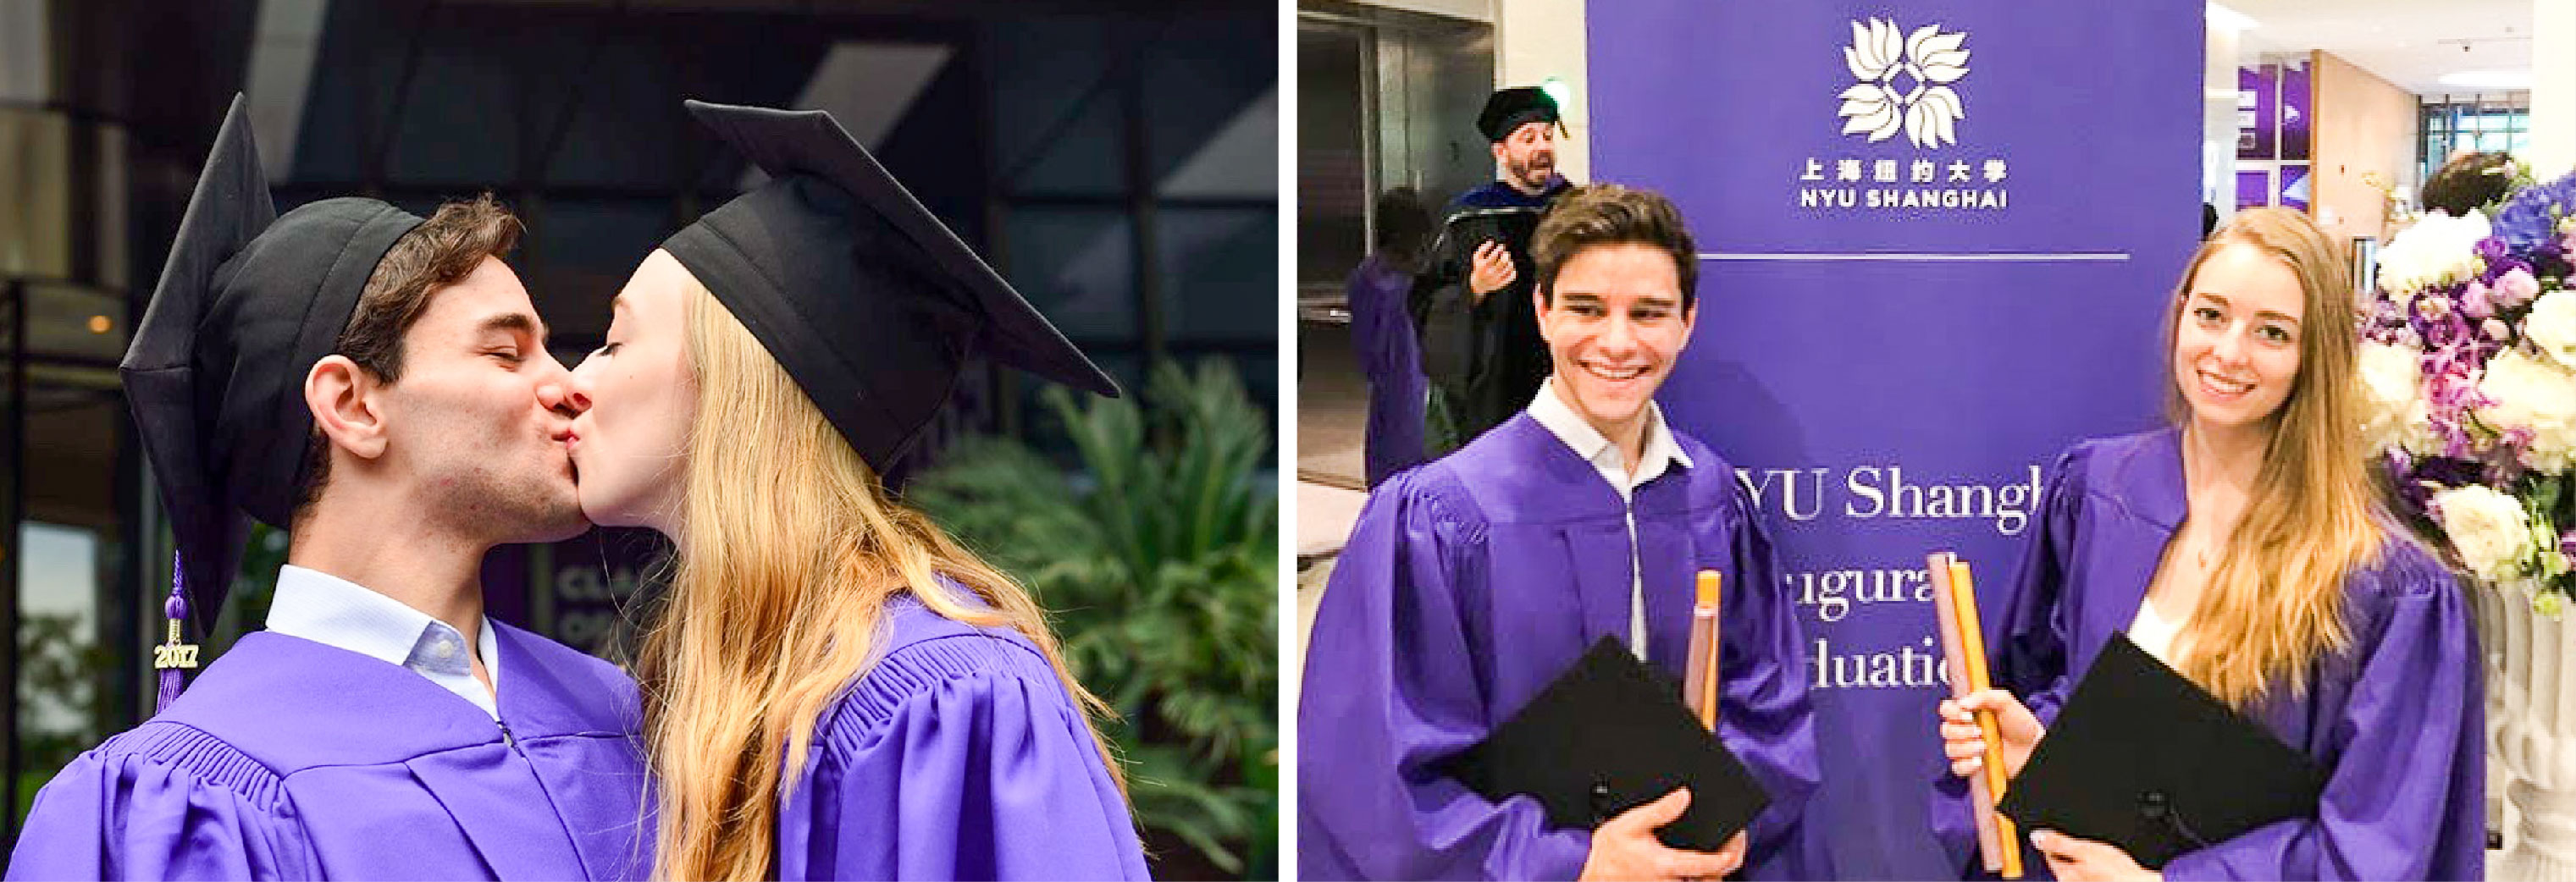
7 96 647 880
1411 85 1578 451
1303 185 1818 881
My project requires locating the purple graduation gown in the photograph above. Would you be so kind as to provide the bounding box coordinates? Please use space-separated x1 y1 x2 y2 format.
1349 253 1428 488
8 621 650 880
1299 412 1821 880
1938 428 2484 880
774 593 1148 881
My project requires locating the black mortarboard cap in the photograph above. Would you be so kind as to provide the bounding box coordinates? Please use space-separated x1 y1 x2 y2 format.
119 93 425 637
1477 85 1561 142
1997 634 2326 869
660 101 1119 474
1442 637 1772 851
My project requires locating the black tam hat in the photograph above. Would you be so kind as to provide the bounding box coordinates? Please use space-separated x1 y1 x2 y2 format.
1477 86 1562 142
659 100 1119 473
122 93 424 638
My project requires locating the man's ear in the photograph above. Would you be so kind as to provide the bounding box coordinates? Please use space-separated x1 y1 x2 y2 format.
305 355 390 461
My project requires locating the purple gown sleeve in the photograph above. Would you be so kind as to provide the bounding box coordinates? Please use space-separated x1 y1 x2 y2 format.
1994 447 2089 726
778 637 1149 882
1296 471 1593 881
2159 560 2485 881
1714 481 1823 880
7 724 317 880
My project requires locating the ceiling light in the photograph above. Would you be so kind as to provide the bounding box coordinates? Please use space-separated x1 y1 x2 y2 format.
2207 3 2258 32
2440 69 2533 90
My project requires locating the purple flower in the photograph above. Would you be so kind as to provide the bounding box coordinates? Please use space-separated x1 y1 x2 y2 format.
2430 371 2477 409
2401 476 2439 515
2480 235 2512 262
2480 256 2533 287
2463 281 2496 318
2561 529 2576 562
2418 455 2488 488
2495 170 2576 256
2495 267 2542 309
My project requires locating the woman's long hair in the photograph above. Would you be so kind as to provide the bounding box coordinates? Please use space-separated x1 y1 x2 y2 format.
2161 207 2388 708
637 278 1123 880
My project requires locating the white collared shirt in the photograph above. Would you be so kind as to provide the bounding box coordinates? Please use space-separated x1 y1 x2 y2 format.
264 565 502 719
2128 598 2188 666
1526 378 1695 659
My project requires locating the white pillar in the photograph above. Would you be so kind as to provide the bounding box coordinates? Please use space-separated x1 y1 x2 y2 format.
1494 0 1589 183
2532 0 2576 178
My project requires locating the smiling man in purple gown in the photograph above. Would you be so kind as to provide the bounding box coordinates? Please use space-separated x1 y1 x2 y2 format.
1300 184 1819 881
7 96 647 881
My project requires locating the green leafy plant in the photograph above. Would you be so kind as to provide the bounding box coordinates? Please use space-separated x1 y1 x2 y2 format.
15 610 111 826
909 359 1277 879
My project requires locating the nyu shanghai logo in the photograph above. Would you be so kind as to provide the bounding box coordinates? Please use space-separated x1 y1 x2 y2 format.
1791 16 2003 212
1835 18 1968 148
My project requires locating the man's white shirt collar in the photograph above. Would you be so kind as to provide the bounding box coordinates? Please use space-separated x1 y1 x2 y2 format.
1527 377 1694 498
265 565 502 719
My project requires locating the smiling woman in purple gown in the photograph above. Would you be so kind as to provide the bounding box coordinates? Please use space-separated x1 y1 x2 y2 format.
561 102 1147 880
1934 207 2484 881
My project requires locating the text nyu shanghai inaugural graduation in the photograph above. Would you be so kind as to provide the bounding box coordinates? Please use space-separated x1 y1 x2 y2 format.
1736 463 2047 690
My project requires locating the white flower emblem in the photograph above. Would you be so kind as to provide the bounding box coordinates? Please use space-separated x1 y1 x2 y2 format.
1837 18 1969 148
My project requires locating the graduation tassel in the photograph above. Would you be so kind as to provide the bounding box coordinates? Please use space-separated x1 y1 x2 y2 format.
153 552 202 714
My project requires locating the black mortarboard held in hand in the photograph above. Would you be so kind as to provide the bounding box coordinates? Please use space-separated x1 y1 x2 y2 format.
1442 637 1772 851
1996 634 2326 869
1476 85 1562 142
659 100 1118 475
119 93 425 709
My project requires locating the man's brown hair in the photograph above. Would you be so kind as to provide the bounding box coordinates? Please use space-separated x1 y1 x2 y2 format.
1531 183 1700 310
290 195 523 521
2420 151 2518 218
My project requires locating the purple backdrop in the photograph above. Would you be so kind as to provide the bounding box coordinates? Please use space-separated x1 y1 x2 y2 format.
1589 2 2201 876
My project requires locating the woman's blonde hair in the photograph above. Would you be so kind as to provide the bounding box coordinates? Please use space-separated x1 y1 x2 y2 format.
637 276 1123 880
2162 207 2387 707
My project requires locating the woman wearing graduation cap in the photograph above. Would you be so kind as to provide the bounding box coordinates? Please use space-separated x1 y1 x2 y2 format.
1932 207 2483 880
564 102 1147 881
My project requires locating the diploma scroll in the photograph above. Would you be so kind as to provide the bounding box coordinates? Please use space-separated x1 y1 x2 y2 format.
1682 571 1722 730
1931 552 2021 879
